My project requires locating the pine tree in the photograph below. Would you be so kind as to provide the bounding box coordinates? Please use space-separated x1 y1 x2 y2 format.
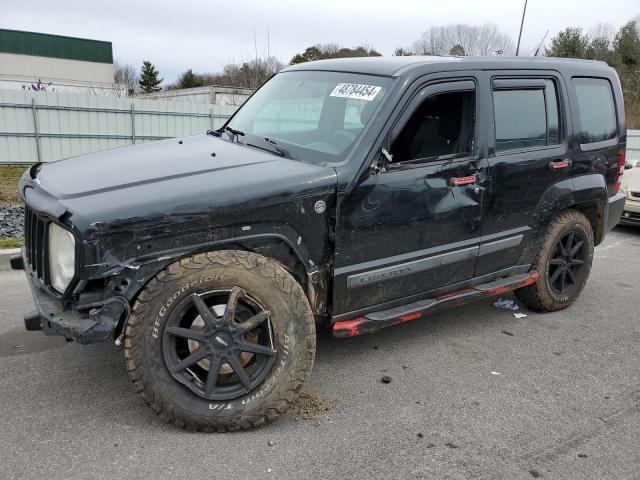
178 69 204 89
138 61 163 93
545 27 588 58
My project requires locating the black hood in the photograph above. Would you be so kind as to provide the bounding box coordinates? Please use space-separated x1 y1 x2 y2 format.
28 135 337 227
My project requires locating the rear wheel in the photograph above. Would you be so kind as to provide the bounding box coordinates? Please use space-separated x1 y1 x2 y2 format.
516 210 594 312
124 250 316 431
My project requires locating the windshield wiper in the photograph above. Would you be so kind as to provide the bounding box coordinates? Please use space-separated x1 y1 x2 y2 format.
241 135 293 158
224 126 245 137
246 136 289 158
212 125 245 142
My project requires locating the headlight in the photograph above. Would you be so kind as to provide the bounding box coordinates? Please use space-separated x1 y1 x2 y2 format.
48 223 75 292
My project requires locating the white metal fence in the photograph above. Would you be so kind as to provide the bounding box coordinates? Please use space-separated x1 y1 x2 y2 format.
0 88 237 164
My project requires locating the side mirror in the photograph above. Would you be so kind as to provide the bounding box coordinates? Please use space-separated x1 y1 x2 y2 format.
369 148 393 175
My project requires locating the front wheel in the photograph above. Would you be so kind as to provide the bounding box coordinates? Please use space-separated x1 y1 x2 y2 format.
124 250 316 431
516 210 594 312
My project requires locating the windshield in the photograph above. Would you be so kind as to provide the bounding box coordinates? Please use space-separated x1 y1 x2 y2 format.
223 71 392 165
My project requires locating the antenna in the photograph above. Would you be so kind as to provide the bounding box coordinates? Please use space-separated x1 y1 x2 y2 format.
516 0 528 56
534 30 549 56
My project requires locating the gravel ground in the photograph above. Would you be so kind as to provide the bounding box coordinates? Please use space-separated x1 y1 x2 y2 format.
0 226 639 480
0 204 24 238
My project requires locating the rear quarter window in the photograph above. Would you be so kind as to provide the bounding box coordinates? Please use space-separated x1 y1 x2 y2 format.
572 78 617 144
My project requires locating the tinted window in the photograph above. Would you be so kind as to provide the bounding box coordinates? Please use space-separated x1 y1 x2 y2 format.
391 90 475 163
494 89 547 152
573 78 617 144
545 80 560 145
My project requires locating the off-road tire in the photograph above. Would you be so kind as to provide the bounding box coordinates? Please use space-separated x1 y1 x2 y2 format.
124 250 316 431
516 210 594 312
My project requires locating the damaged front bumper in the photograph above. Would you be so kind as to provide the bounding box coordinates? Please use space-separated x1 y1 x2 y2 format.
12 249 128 344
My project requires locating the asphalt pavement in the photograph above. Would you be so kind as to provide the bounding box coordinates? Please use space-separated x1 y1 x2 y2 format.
1 227 639 480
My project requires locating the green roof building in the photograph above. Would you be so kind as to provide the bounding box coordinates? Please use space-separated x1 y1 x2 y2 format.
0 29 117 93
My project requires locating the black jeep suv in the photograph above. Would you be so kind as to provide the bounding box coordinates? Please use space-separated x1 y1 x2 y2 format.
13 56 626 431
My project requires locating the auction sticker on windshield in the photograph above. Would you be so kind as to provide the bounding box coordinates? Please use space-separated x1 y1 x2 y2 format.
330 83 382 101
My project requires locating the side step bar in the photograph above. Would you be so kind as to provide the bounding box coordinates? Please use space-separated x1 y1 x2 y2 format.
332 271 539 338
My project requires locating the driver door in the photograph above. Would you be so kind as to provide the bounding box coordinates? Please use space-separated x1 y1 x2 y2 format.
332 78 487 317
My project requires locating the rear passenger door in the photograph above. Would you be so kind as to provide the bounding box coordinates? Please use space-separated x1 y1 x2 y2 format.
477 74 569 276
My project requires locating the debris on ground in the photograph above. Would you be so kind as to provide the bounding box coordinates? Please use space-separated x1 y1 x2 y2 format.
381 375 392 384
578 453 588 458
444 442 459 449
493 298 520 311
491 371 501 376
427 443 436 448
289 392 336 422
513 312 528 319
529 469 541 478
268 440 275 447
417 433 424 438
502 330 514 336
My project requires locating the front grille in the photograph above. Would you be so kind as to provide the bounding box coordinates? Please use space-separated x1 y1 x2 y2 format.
24 206 48 282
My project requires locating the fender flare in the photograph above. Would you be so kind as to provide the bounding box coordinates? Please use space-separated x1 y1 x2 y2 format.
524 174 608 263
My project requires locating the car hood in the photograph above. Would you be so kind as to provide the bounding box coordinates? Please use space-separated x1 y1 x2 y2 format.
27 134 338 225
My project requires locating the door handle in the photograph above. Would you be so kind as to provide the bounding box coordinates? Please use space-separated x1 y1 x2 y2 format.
449 175 477 186
548 159 572 171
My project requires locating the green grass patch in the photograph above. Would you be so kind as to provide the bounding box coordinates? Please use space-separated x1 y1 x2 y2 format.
0 165 29 204
0 238 24 249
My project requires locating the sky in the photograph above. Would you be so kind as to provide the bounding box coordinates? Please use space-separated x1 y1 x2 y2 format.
2 0 639 83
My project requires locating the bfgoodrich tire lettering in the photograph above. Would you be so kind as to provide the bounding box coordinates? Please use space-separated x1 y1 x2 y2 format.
516 210 594 312
124 250 316 431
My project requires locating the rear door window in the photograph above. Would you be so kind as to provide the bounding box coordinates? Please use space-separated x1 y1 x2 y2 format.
493 79 561 153
572 78 617 144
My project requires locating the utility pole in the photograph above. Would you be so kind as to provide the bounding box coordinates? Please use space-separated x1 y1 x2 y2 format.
516 0 528 56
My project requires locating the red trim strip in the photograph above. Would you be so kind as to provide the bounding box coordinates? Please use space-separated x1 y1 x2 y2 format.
332 271 540 338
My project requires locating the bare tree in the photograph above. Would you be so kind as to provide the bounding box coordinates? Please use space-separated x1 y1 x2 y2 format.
588 23 616 43
216 56 285 89
411 23 515 56
113 61 139 96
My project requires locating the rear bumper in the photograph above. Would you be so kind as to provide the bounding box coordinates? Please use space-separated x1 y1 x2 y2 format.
13 249 126 344
607 192 626 230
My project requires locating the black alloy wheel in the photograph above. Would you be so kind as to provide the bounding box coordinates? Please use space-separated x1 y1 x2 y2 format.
547 229 588 296
162 287 277 401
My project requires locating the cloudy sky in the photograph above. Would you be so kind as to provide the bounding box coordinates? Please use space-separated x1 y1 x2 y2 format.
3 0 639 83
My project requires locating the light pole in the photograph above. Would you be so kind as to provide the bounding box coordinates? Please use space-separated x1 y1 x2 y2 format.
516 0 528 56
